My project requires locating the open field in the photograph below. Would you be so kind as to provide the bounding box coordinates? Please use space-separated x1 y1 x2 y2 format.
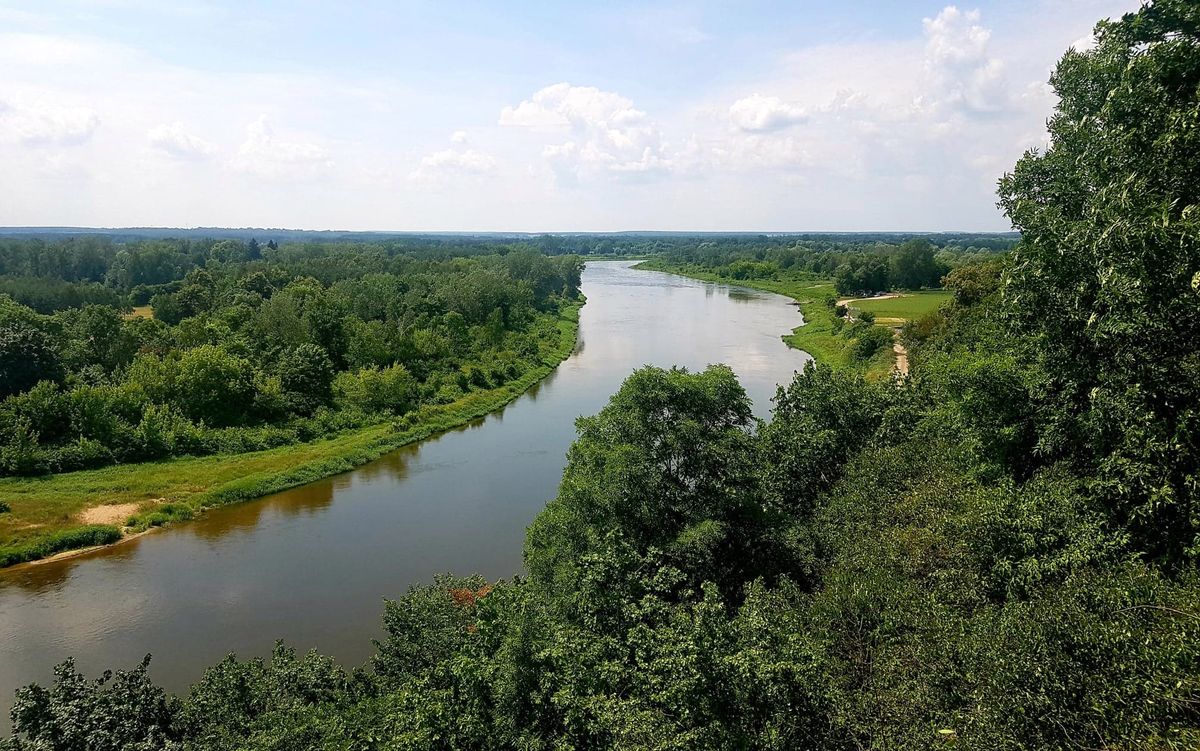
844 290 952 323
0 302 582 568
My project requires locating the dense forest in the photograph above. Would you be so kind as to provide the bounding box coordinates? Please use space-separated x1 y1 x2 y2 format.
0 240 582 477
649 236 1001 295
4 2 1198 749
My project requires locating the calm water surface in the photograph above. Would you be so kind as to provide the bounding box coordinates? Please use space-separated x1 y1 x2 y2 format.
0 261 809 722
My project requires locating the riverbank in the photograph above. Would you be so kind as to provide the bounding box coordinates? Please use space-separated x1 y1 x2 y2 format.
0 301 583 569
634 261 899 378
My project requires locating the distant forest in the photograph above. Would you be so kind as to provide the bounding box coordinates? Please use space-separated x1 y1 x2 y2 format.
0 237 582 480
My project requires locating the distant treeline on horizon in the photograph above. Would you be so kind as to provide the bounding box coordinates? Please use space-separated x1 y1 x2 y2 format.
0 226 1020 253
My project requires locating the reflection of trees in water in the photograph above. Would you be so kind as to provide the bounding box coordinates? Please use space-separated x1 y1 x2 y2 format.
725 288 763 304
355 443 417 484
525 369 559 402
0 534 144 594
187 478 337 543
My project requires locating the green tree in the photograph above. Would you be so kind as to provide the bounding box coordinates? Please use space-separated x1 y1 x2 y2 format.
277 344 334 416
0 324 63 399
997 0 1200 563
8 657 177 751
890 239 944 289
333 364 415 414
525 365 765 599
61 305 138 372
174 345 257 426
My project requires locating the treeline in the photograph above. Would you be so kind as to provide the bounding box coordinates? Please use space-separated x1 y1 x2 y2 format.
0 236 582 312
653 237 999 295
0 232 1005 315
0 243 582 476
477 231 1017 258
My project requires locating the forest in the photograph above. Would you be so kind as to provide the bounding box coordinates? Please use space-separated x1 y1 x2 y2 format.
3 1 1199 749
0 240 583 478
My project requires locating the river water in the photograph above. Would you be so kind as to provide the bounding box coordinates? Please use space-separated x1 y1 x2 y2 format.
0 261 810 722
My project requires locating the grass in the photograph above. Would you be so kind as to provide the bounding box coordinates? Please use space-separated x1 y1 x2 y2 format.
634 261 897 378
0 300 583 568
842 291 951 324
124 305 154 320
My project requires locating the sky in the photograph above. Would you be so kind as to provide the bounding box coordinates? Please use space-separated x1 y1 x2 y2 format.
0 0 1138 232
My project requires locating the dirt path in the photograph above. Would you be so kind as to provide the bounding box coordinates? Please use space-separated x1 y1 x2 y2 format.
892 335 909 376
836 293 901 307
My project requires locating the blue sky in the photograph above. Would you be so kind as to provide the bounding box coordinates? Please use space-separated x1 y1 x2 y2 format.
0 0 1137 231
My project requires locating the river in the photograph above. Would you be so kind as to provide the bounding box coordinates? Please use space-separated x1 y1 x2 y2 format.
0 261 810 724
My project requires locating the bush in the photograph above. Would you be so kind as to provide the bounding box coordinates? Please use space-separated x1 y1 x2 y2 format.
334 364 416 415
854 325 893 361
135 403 202 459
0 525 122 567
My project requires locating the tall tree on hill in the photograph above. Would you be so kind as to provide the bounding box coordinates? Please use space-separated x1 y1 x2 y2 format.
998 0 1200 563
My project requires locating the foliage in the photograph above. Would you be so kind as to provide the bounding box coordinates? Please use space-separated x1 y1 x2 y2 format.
0 324 63 399
0 243 583 477
998 0 1200 563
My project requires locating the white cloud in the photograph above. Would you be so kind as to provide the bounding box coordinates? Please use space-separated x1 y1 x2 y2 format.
501 83 638 129
708 133 814 172
1070 33 1098 52
0 1 1140 230
728 94 807 132
229 116 331 179
409 148 496 181
0 98 99 145
919 6 1009 115
147 121 216 159
501 83 671 181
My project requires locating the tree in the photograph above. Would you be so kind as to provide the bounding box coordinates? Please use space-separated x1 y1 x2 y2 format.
997 0 1200 563
61 305 138 372
525 365 765 599
174 345 257 426
277 344 334 416
8 657 177 751
333 364 415 414
0 324 63 399
890 239 943 289
148 292 187 325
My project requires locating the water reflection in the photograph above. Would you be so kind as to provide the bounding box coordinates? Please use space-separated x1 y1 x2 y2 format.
0 261 810 726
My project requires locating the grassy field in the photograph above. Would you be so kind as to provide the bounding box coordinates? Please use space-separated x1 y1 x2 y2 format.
842 291 951 324
123 305 154 320
0 302 582 568
634 261 896 378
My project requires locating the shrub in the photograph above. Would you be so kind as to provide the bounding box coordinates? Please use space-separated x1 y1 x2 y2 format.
334 364 417 415
854 325 894 361
0 525 122 567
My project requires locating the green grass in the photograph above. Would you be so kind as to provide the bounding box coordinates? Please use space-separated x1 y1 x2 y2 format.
635 261 897 379
0 300 583 568
843 291 951 323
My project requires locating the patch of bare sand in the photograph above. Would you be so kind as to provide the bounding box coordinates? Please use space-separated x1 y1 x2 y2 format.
79 502 144 526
